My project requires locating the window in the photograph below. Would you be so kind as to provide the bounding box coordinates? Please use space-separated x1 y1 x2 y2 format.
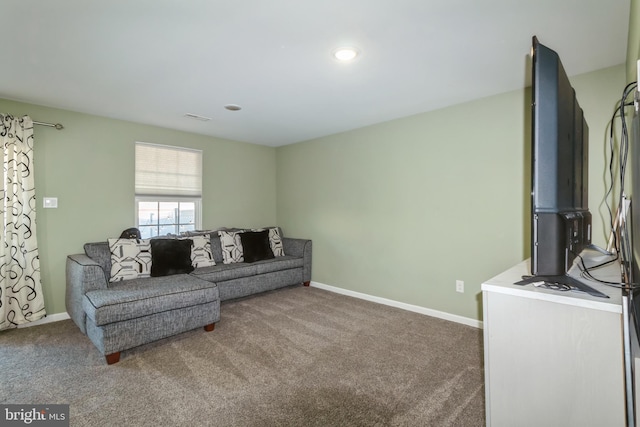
135 142 202 239
135 198 199 238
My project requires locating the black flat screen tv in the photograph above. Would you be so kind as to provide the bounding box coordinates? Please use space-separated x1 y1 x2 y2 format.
516 36 606 298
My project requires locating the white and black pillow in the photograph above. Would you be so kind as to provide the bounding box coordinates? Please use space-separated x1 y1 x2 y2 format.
108 238 152 282
190 234 215 268
218 230 245 264
267 227 285 257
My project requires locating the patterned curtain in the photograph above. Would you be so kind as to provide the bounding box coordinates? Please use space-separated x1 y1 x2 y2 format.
0 114 46 330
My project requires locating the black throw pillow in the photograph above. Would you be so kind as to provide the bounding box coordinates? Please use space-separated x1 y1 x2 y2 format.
240 230 275 263
150 239 195 277
119 227 141 239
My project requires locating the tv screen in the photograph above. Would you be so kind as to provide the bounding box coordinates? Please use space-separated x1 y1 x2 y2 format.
516 36 605 298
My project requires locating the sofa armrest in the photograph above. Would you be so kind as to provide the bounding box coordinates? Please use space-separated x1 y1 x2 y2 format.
282 238 312 283
66 254 109 334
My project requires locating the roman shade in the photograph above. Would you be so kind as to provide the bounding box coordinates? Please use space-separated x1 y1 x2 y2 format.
135 142 202 197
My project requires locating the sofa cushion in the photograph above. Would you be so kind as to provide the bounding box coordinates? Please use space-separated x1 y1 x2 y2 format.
190 255 303 283
83 274 218 326
252 255 303 275
190 262 258 283
108 238 152 282
150 239 195 277
240 230 275 263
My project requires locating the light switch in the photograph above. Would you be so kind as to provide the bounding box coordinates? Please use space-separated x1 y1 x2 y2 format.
43 197 58 208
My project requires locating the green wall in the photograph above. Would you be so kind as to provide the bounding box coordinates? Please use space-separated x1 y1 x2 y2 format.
276 64 626 321
0 98 277 316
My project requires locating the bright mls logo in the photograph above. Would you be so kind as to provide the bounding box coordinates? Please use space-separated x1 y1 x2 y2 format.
1 405 69 426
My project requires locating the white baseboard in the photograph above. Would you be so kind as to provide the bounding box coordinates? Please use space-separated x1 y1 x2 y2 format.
17 312 70 328
14 285 483 330
310 281 483 329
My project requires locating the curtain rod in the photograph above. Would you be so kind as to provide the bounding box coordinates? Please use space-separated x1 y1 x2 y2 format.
33 120 64 130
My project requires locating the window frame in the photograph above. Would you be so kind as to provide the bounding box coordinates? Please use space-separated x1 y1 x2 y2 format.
135 196 202 238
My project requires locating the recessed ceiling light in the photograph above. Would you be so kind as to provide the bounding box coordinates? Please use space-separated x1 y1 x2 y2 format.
224 104 242 111
333 47 359 61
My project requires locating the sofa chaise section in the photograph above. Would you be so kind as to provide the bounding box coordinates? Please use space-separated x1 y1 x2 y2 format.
66 253 220 364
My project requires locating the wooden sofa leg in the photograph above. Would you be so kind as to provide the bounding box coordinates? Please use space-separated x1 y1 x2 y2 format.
303 281 310 287
204 323 215 332
105 352 121 365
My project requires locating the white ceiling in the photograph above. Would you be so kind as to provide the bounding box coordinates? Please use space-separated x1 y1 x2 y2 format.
0 0 630 147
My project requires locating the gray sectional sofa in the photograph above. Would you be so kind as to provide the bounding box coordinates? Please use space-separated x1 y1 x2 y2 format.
66 228 312 364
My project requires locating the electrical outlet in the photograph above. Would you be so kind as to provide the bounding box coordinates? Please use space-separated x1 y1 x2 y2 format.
456 280 464 293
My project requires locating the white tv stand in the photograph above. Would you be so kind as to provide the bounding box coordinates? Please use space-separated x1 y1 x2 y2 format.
482 258 629 426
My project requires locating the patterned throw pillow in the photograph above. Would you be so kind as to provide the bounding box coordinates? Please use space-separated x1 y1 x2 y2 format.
267 227 285 257
218 230 245 264
190 234 215 268
108 238 152 282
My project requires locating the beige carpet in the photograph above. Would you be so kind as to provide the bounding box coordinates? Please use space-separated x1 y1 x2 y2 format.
0 286 485 426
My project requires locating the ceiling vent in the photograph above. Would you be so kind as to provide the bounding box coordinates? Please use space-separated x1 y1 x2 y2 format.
184 113 212 121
